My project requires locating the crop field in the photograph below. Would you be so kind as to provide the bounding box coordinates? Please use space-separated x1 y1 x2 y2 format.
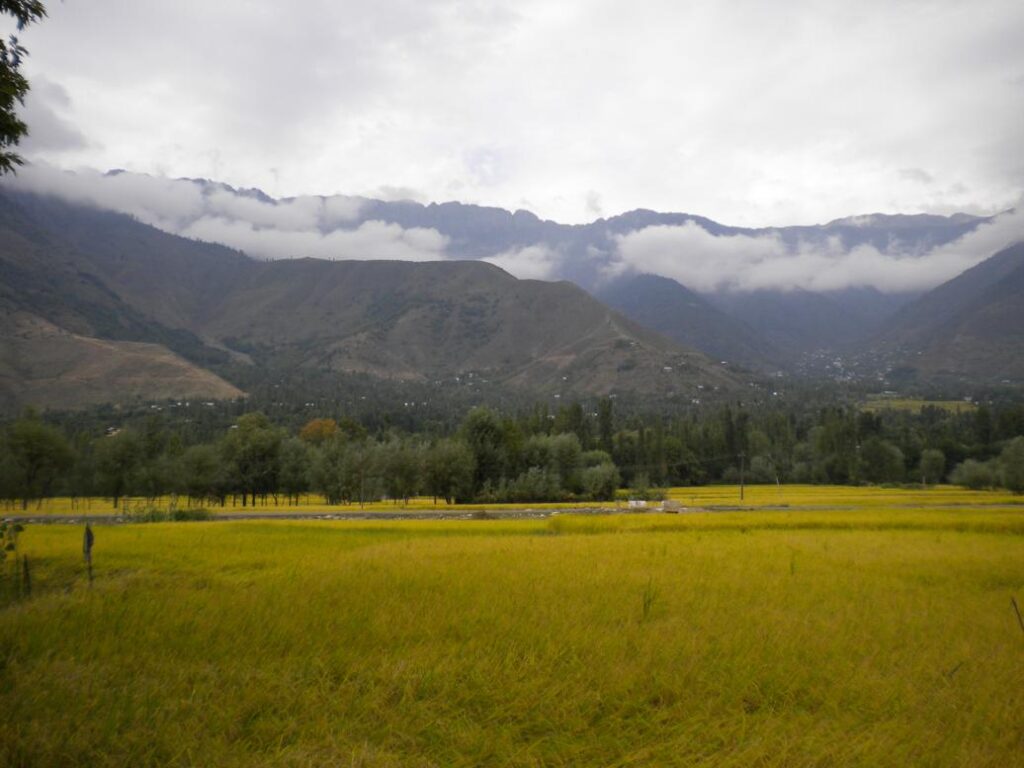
2 502 1024 767
859 398 978 414
665 483 1024 509
7 484 1023 518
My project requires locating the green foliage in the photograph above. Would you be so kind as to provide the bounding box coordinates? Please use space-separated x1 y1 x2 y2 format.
378 440 421 504
918 448 946 485
581 462 620 501
177 444 226 504
4 394 1024 508
221 413 283 504
1000 437 1024 493
950 459 996 490
422 438 474 504
859 437 905 484
278 438 311 500
460 407 505 493
0 0 45 174
94 430 142 506
124 501 213 522
4 411 73 508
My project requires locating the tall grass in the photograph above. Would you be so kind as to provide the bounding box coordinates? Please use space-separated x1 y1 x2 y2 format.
1 513 1023 766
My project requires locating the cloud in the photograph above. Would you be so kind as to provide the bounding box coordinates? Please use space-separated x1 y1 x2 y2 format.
13 0 1021 226
179 217 447 262
898 168 935 185
2 164 446 261
483 245 561 280
4 164 1021 293
17 78 89 154
613 208 1024 293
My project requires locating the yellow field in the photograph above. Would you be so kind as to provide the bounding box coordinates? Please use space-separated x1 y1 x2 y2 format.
2 507 1023 766
860 398 977 414
7 484 1019 518
666 483 1024 508
5 494 606 516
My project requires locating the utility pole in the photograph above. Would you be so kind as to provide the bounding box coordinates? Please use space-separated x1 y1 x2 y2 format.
739 452 746 502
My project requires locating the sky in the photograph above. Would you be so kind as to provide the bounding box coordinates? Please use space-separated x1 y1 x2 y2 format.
9 0 1024 227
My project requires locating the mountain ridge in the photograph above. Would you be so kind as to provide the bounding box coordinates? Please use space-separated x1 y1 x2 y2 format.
0 190 742 411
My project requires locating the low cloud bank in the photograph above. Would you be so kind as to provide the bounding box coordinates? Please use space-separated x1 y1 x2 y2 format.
482 245 562 280
612 208 1024 293
4 164 448 261
4 164 1021 292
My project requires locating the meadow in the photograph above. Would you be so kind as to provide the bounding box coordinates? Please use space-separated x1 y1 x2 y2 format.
859 397 978 414
2 496 1024 767
9 483 1024 518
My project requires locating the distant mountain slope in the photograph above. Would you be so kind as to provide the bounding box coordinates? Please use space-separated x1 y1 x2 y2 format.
871 242 1024 382
0 311 242 412
6 192 251 333
6 171 991 367
596 274 781 370
0 191 741 410
189 257 738 396
708 287 918 355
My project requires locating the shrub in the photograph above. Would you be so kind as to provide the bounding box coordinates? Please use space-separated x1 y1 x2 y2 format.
1000 437 1024 494
950 459 995 490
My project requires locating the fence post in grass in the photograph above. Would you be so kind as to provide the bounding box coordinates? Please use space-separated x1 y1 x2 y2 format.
738 452 746 502
83 523 94 586
1012 597 1024 636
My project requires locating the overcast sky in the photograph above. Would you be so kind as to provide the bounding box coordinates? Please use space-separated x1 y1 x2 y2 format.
8 0 1024 226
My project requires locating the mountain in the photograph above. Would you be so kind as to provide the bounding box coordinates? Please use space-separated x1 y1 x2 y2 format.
707 287 918 356
869 242 1024 383
0 190 741 411
0 311 242 412
595 274 781 371
6 170 991 368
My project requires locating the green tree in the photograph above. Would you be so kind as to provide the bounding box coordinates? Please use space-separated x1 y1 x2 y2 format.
221 413 283 506
858 437 905 484
918 448 945 486
177 444 226 505
950 459 995 490
422 438 475 504
94 430 142 508
1000 437 1024 494
311 435 348 504
0 0 46 174
461 407 504 493
597 397 614 454
6 412 73 509
550 432 583 494
581 462 620 501
278 438 311 503
380 440 421 505
341 442 378 507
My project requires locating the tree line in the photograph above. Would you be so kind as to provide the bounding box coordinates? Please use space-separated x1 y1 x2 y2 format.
2 398 1024 510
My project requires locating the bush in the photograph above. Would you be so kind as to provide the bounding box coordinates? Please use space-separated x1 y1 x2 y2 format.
950 459 996 490
918 449 946 485
581 463 620 501
1000 437 1024 494
126 504 214 522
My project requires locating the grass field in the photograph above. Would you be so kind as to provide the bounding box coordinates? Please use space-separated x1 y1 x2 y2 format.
860 398 977 414
2 504 1024 766
8 484 1023 517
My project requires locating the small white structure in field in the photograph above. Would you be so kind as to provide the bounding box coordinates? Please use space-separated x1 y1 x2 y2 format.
627 499 647 509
